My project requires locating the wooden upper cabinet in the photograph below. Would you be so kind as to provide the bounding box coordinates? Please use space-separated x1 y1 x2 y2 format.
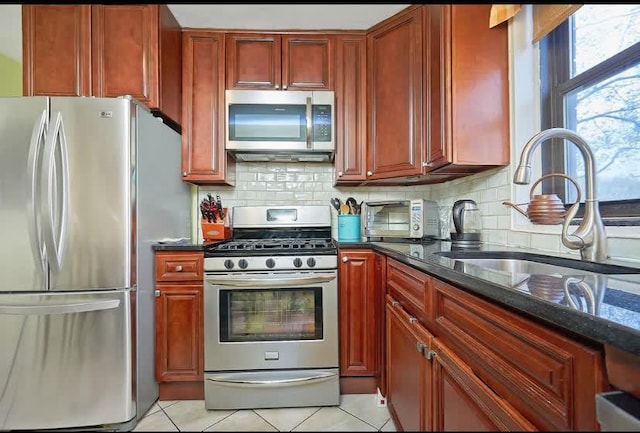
181 31 235 185
226 33 334 90
23 4 182 127
333 34 367 185
91 5 158 106
22 5 91 97
424 4 509 174
366 5 424 180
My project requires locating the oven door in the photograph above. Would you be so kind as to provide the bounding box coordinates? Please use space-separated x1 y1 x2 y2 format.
203 270 338 372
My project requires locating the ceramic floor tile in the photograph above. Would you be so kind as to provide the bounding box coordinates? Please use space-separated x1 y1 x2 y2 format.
142 402 163 417
163 400 236 431
292 407 377 432
157 400 179 409
204 410 278 431
133 409 178 432
338 394 391 430
254 406 321 431
380 418 397 432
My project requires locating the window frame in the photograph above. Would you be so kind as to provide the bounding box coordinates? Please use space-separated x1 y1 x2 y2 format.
539 16 640 225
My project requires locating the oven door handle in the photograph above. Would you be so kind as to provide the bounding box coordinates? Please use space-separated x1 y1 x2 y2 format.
207 371 337 387
205 273 336 288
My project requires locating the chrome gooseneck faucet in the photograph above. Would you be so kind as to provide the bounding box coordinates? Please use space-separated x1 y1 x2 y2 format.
514 128 608 262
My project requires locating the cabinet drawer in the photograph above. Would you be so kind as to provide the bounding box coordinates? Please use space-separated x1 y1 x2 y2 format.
386 258 431 324
155 252 203 282
431 278 604 431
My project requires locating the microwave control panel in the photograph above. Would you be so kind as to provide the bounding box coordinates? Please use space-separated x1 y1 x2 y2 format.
312 105 332 142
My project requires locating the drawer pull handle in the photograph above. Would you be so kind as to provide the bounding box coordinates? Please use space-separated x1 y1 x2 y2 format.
425 350 436 360
175 265 183 272
416 342 427 353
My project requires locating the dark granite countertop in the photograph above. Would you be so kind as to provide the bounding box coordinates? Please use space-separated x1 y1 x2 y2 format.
152 238 203 251
338 239 640 358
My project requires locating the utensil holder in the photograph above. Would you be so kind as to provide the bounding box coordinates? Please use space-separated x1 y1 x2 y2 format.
338 214 361 242
201 208 230 240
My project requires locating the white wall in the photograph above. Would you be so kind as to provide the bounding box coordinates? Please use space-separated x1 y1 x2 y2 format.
0 5 21 61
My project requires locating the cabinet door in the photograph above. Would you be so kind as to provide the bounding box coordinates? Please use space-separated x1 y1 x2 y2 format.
424 5 509 172
432 339 535 431
226 33 281 90
91 5 158 107
366 5 424 180
182 31 234 184
339 250 377 377
155 283 204 382
22 5 91 97
386 296 433 432
282 35 334 90
334 34 367 184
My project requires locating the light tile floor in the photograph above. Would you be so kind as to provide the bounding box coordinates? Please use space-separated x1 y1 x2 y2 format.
133 394 397 432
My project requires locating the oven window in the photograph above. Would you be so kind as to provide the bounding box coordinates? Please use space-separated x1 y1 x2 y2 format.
228 104 306 142
219 287 323 342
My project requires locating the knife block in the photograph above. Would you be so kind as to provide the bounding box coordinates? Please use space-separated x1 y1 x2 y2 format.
201 208 230 240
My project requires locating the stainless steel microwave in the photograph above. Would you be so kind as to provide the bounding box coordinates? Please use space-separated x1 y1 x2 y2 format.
225 89 335 162
363 199 440 240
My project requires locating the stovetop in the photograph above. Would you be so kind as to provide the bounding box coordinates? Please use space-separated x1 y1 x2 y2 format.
205 237 337 256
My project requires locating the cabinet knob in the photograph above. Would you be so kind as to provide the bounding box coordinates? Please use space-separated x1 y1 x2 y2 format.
282 85 288 90
416 342 427 353
391 300 400 306
175 265 183 272
275 84 280 90
422 162 433 167
182 171 187 176
338 171 343 177
366 170 373 176
425 349 437 360
409 317 418 323
154 290 160 297
341 256 348 263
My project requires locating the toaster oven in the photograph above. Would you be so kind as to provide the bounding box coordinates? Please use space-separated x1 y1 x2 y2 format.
363 199 440 240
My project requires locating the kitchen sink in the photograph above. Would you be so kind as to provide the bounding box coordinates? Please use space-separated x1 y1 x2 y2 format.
435 251 640 275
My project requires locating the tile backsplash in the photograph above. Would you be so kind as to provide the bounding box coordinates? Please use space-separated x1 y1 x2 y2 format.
196 161 640 262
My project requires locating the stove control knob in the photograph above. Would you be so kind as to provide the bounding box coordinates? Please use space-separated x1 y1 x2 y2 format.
293 258 303 268
266 258 276 268
224 259 234 269
238 259 248 269
307 258 316 268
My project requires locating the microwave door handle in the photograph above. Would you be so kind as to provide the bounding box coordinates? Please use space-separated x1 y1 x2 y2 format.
306 96 312 149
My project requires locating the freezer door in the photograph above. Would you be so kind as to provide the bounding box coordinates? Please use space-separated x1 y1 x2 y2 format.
0 289 135 430
0 96 50 292
48 97 134 291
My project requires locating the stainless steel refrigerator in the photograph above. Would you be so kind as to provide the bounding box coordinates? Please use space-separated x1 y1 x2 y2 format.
0 96 191 430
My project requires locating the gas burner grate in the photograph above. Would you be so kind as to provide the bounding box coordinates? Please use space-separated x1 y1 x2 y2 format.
214 238 335 251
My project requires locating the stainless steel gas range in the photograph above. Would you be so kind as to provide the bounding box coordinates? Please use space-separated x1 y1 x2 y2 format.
202 205 339 410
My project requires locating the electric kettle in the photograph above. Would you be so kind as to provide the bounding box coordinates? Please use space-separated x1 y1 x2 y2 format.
451 199 482 246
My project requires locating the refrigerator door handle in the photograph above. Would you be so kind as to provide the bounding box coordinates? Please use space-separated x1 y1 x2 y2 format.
41 111 70 273
0 298 120 315
26 109 49 275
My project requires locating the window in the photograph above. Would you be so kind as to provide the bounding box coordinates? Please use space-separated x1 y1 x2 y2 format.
539 5 640 223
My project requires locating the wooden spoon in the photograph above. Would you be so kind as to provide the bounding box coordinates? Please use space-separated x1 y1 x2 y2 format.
339 204 350 215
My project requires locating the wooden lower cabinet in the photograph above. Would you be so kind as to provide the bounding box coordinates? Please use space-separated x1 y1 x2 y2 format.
338 249 383 393
154 250 204 400
383 257 607 431
432 339 535 431
386 295 433 431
